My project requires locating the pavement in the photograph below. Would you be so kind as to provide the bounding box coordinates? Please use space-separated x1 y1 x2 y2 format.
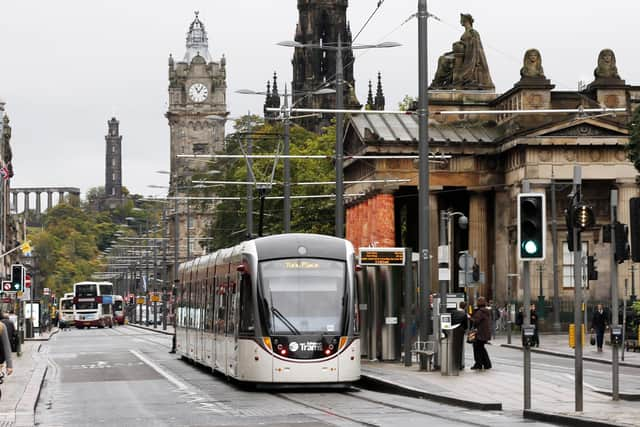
0 328 58 427
361 333 640 427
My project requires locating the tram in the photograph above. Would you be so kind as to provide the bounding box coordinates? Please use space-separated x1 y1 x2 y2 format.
176 233 361 385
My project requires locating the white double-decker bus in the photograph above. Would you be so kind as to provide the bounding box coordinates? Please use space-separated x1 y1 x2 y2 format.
73 281 114 328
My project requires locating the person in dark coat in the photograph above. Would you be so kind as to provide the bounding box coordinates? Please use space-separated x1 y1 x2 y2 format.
0 312 16 352
591 304 608 352
530 304 539 347
451 301 469 369
470 297 492 370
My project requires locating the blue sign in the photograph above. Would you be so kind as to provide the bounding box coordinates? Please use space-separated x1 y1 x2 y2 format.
102 295 113 304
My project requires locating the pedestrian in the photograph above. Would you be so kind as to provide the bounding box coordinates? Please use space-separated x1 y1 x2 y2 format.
516 306 524 329
0 313 16 353
591 304 608 352
470 296 492 370
451 301 469 370
0 312 14 379
530 304 539 347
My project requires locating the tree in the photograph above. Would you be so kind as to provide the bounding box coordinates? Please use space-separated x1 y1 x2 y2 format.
626 106 640 173
205 116 336 250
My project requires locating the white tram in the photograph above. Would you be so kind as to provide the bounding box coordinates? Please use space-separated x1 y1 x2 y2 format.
176 233 361 385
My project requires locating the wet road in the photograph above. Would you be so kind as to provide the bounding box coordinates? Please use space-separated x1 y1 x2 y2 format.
35 326 554 426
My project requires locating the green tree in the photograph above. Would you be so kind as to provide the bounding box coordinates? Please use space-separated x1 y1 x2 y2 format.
206 116 336 249
626 106 640 172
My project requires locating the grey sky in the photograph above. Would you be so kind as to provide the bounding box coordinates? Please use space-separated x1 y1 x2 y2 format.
1 1 638 199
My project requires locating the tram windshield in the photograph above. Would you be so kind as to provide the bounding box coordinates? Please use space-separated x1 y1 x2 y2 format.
259 258 346 335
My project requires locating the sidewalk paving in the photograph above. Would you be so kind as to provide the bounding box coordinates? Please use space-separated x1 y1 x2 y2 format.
0 328 57 427
361 334 640 427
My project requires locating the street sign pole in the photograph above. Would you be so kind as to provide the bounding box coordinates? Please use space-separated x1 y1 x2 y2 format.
610 190 619 400
404 247 413 367
522 180 532 411
573 165 584 412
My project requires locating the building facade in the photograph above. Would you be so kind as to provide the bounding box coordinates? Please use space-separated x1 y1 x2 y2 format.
166 12 227 260
344 30 639 344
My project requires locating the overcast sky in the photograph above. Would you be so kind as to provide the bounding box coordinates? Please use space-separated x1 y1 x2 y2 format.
1 0 639 201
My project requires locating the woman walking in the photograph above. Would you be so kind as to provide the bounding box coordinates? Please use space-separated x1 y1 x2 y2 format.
470 297 492 370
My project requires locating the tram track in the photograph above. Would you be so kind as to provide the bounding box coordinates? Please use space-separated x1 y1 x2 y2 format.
274 388 491 426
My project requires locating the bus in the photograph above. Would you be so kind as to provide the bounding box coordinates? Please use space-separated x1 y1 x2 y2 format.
59 294 75 327
73 281 114 328
176 233 360 386
113 295 125 325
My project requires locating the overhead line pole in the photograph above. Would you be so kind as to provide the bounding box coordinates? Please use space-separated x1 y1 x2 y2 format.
418 0 432 341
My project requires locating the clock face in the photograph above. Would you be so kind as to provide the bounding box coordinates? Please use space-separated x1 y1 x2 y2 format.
189 83 208 103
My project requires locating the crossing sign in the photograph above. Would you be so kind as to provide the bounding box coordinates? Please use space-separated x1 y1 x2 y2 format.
2 281 12 292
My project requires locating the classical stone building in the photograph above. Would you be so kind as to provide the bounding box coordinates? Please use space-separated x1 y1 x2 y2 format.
104 117 123 208
166 12 227 260
344 19 640 334
291 0 360 131
0 101 18 278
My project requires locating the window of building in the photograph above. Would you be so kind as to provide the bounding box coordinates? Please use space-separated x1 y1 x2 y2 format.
562 241 588 288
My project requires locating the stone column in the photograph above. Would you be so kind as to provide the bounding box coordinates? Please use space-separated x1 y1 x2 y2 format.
23 192 30 220
616 180 638 298
469 192 489 299
58 191 65 204
47 191 53 211
11 192 17 213
494 188 511 304
35 191 42 215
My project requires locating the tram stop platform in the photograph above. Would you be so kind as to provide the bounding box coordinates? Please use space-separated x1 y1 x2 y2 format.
360 334 640 427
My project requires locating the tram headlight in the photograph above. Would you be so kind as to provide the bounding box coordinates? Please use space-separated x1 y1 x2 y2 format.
324 348 332 356
279 348 288 356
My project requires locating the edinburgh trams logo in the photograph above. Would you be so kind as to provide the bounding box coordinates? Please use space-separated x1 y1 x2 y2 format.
289 341 322 352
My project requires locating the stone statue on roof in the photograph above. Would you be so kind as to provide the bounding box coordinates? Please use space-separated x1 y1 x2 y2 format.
594 49 621 80
520 49 545 79
430 13 494 91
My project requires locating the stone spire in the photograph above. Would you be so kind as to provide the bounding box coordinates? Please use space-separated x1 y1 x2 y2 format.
270 72 281 109
375 72 385 110
366 80 374 110
184 11 212 63
265 80 272 107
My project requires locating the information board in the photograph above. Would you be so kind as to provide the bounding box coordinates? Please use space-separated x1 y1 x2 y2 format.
359 248 405 266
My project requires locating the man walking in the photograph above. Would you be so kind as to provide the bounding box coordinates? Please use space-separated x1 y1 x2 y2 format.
591 304 608 352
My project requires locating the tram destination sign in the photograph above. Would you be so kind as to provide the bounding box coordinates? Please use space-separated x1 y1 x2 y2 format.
359 248 405 266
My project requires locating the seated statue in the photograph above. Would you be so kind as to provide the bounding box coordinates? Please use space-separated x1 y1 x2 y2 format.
430 14 494 90
520 49 545 79
594 49 621 80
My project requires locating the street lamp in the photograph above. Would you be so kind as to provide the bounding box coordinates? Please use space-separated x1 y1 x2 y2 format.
277 38 400 237
236 86 335 233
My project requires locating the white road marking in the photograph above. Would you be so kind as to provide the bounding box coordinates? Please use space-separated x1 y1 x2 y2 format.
562 373 603 392
129 349 188 391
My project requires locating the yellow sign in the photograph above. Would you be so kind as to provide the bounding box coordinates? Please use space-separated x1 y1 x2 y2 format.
136 297 145 305
359 248 405 266
568 324 585 348
151 294 160 303
20 241 32 256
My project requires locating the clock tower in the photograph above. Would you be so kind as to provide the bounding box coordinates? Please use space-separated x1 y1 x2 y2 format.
166 12 227 258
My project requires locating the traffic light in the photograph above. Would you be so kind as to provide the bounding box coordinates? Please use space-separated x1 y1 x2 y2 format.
517 193 546 260
630 197 640 262
614 222 630 264
10 264 24 292
587 255 598 281
573 203 595 231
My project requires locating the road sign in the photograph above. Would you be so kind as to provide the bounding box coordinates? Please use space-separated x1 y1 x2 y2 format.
43 287 50 295
151 294 161 303
25 274 32 289
359 247 405 266
136 297 145 305
458 252 474 271
2 281 12 292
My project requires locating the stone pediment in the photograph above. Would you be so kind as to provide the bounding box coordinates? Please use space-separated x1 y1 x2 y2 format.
526 118 628 138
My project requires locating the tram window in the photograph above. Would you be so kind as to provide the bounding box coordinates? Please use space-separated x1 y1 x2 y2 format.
259 259 346 334
239 273 254 334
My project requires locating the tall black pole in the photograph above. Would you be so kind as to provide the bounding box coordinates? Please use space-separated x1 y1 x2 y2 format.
283 85 291 233
522 182 531 410
552 178 561 331
335 34 345 238
246 132 253 238
418 0 432 340
162 207 167 331
610 190 619 400
572 165 583 412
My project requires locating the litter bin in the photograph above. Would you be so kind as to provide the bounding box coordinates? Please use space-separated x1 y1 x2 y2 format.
440 314 460 376
25 318 33 339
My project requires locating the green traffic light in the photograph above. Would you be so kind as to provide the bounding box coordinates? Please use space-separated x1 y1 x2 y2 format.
523 240 539 255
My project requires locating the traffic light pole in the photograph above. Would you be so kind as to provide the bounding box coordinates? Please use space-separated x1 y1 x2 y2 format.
522 181 532 410
610 189 619 400
572 165 583 412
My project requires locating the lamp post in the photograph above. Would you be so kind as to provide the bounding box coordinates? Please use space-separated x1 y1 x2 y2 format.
277 39 399 237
